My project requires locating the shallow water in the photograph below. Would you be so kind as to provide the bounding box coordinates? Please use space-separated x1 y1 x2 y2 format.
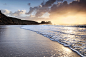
21 25 86 57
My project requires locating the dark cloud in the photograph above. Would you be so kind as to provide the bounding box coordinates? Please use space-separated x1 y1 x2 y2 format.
42 0 56 7
35 7 49 17
49 0 86 25
26 0 57 17
50 0 86 15
26 7 37 14
26 6 49 17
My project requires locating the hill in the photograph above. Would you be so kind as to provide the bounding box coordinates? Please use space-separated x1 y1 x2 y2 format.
0 10 39 25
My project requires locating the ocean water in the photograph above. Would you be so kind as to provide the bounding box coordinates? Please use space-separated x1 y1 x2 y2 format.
21 25 86 57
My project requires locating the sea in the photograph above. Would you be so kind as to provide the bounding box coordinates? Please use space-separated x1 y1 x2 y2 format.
21 25 86 57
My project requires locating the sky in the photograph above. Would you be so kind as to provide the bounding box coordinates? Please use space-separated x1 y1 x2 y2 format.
0 0 43 12
0 0 51 21
0 0 74 12
1 0 86 25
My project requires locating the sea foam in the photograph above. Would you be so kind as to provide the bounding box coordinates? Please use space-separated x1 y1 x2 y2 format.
21 25 86 57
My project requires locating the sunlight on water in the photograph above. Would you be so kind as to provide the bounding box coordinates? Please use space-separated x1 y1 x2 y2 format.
21 25 86 57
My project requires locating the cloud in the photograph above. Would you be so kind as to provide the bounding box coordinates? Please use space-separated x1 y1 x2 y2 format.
10 10 26 17
43 0 56 7
1 9 11 15
26 7 38 15
2 0 86 25
1 9 26 17
26 0 57 17
35 0 57 17
49 0 86 25
50 0 86 16
35 7 49 17
26 0 86 24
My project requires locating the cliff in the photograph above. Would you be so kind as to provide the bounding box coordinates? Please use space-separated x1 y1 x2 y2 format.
0 10 39 25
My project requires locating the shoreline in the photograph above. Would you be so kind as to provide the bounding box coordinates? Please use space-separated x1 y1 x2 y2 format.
21 25 84 57
0 25 80 57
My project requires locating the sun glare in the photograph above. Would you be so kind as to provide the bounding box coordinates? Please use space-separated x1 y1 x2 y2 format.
51 14 86 25
61 16 77 24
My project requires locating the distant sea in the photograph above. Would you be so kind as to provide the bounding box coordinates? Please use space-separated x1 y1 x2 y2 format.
21 25 86 57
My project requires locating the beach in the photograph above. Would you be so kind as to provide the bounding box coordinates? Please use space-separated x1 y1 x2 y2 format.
0 25 80 57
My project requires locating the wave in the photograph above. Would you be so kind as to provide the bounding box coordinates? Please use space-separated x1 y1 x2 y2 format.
21 25 86 57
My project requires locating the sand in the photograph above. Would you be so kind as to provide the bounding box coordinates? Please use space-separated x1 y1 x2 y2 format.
0 25 80 57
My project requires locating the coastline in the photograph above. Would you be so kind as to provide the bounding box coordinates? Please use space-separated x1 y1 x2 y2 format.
0 25 80 57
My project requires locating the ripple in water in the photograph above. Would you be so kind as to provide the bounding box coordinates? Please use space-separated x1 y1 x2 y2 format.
21 25 86 57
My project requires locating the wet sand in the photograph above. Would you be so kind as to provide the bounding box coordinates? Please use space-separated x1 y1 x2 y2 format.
0 25 80 57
